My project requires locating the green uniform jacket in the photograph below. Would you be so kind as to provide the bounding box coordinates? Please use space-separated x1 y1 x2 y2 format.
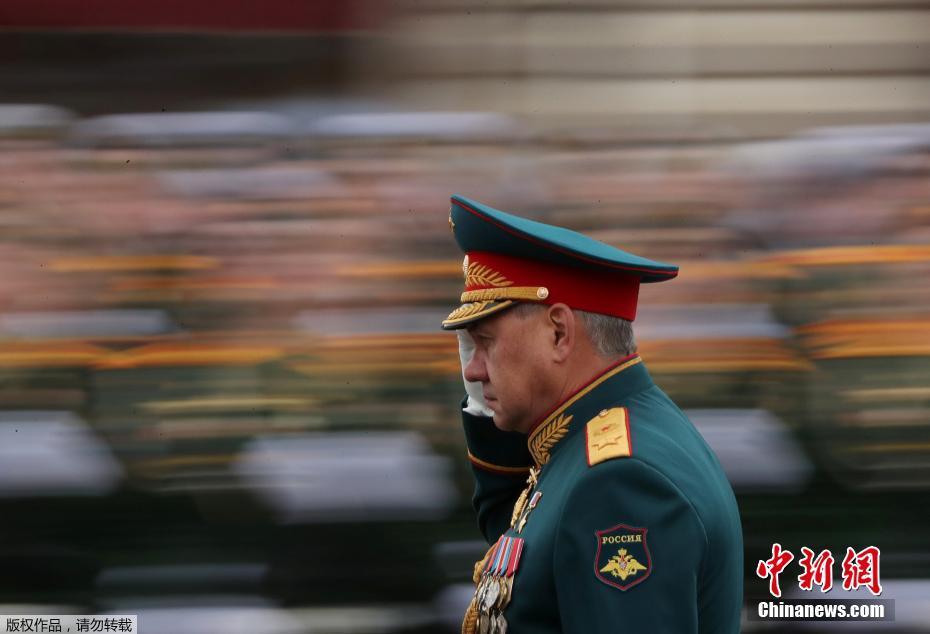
462 354 743 633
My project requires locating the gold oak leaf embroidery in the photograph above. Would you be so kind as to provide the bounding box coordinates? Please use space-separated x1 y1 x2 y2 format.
600 548 648 581
530 414 573 465
465 263 513 288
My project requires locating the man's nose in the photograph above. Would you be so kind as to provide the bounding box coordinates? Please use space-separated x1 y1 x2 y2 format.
463 349 488 383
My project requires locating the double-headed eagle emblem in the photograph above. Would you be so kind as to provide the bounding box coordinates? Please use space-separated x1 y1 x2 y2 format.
599 548 648 581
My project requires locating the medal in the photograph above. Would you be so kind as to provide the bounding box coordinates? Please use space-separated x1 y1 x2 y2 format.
485 576 500 609
496 576 508 609
465 535 524 633
494 576 508 610
481 580 494 613
495 613 508 634
479 536 503 611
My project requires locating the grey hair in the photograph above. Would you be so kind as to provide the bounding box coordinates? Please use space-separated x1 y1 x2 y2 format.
509 303 637 357
575 309 637 357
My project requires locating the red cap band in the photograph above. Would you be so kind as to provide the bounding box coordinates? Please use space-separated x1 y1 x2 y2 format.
467 251 640 321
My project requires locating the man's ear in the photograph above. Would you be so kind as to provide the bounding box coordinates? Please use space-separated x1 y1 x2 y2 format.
546 303 575 363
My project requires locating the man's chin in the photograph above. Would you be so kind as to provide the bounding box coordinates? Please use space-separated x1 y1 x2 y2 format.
491 413 524 434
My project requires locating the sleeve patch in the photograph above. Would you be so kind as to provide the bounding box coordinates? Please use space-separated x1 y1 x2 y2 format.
594 524 652 590
585 407 632 467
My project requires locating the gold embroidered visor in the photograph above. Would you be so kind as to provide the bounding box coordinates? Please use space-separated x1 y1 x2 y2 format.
442 252 553 329
443 298 517 329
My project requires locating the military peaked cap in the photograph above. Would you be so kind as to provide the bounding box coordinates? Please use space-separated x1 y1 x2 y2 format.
442 195 678 330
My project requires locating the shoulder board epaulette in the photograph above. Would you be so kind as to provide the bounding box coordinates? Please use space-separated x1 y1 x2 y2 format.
585 407 632 467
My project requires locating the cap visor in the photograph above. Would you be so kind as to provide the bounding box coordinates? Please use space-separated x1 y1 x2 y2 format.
441 300 515 330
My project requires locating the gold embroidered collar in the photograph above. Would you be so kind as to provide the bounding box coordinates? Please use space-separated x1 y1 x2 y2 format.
527 355 643 467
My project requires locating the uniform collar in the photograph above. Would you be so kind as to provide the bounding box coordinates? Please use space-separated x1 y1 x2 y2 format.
526 353 653 467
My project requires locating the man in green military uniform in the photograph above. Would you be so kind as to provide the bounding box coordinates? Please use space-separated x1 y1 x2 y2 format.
442 195 743 633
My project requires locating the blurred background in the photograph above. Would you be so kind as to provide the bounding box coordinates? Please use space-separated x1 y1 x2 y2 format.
1 1 929 632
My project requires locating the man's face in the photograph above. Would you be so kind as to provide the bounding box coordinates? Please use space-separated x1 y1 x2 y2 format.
463 307 554 433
